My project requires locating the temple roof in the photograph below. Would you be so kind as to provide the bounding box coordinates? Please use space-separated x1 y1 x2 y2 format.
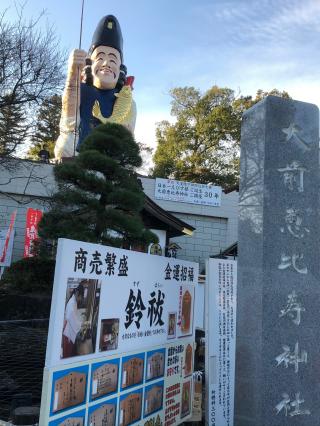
142 195 195 238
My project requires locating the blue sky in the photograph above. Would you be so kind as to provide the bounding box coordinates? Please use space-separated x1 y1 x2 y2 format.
2 0 320 150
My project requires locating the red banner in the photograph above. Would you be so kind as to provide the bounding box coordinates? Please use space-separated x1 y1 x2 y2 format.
24 208 43 258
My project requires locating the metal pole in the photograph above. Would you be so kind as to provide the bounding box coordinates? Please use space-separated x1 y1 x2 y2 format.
73 0 85 157
79 0 85 49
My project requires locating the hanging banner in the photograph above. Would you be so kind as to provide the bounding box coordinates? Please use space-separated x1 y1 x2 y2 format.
0 210 16 266
24 208 43 257
39 238 198 425
205 258 237 426
155 178 222 207
0 229 14 268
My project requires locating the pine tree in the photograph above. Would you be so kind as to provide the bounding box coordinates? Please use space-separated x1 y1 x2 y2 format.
27 95 62 160
39 123 157 249
0 95 26 156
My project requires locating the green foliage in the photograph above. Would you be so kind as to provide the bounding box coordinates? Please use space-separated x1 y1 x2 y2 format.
152 86 290 189
1 257 55 294
39 123 158 248
255 89 290 102
27 94 62 160
0 97 26 156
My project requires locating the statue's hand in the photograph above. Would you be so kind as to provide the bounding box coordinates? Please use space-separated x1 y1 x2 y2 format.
68 49 87 74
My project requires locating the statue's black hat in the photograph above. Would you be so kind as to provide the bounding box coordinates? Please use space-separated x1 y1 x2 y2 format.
89 15 123 61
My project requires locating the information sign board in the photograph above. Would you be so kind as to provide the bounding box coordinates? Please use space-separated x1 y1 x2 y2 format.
40 238 198 426
155 178 221 207
205 258 237 426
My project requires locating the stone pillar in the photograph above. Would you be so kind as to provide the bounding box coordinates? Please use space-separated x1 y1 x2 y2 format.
235 96 320 426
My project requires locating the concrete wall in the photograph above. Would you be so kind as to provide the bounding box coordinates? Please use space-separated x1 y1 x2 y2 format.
170 214 227 269
140 177 239 271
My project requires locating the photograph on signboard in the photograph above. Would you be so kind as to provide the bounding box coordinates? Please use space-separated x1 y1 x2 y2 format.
178 285 194 337
99 318 119 352
145 348 165 382
48 408 86 425
119 388 142 426
121 353 145 390
180 380 192 419
184 344 193 377
50 365 88 416
143 413 163 426
167 312 176 339
144 380 164 417
61 278 101 359
88 397 117 426
90 359 119 401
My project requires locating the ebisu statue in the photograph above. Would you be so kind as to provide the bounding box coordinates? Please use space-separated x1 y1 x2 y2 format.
54 15 136 160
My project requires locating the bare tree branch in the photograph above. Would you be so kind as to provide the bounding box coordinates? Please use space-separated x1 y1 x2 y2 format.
0 5 66 157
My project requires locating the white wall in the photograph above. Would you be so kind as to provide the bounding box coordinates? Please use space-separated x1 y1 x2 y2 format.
0 162 239 267
140 177 239 270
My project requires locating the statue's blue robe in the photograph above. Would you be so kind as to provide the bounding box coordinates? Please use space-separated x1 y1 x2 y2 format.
77 83 116 150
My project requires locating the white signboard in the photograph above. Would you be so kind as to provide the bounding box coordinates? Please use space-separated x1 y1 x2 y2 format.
155 178 222 207
40 238 198 426
205 258 237 426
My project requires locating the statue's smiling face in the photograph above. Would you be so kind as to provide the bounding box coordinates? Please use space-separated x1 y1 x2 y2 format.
91 46 121 90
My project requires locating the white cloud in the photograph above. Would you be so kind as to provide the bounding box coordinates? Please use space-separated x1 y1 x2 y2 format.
134 109 176 174
134 109 173 149
279 79 320 107
135 0 320 168
192 0 320 49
